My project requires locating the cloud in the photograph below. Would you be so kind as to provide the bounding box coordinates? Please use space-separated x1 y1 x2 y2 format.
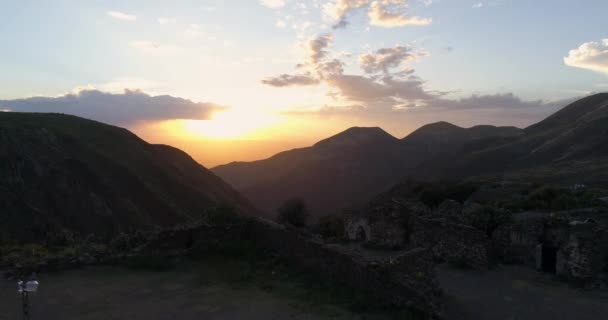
0 90 226 126
564 39 608 74
323 0 431 28
306 34 334 64
472 2 483 8
262 34 339 87
327 74 434 108
429 93 550 110
157 17 176 25
323 0 369 26
368 1 432 27
260 0 286 8
107 11 137 21
262 74 320 87
359 45 426 74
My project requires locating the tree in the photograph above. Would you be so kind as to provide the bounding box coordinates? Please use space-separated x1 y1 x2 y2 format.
464 204 512 238
277 198 309 227
315 215 345 239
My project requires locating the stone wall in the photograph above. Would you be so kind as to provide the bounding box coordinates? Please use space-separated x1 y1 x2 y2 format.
139 218 443 318
411 218 490 269
245 219 442 318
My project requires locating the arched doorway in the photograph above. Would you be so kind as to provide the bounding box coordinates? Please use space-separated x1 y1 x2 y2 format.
356 226 368 242
541 245 558 273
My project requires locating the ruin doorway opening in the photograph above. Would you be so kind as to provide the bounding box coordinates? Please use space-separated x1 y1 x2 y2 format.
541 245 558 273
356 226 367 242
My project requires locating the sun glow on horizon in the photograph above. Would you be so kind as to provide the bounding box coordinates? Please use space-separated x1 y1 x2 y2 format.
182 109 281 139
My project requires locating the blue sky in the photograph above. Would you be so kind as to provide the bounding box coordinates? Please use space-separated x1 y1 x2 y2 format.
1 0 607 165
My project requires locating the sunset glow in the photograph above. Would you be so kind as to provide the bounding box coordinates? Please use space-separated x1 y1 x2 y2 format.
182 109 280 139
1 1 607 167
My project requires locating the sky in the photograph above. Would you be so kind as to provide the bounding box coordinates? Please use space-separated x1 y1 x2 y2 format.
1 0 608 167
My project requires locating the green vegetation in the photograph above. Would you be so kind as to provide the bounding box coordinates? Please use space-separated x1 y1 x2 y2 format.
463 204 513 238
277 198 310 227
492 184 605 212
314 215 346 239
406 180 480 207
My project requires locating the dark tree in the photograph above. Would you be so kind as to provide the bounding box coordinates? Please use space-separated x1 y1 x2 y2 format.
277 198 309 227
315 215 345 239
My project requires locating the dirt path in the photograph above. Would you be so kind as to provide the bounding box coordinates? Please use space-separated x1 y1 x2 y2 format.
0 266 388 320
438 264 608 320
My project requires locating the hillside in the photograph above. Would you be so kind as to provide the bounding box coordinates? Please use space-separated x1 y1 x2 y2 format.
213 93 608 219
437 93 608 181
0 113 257 243
213 123 521 218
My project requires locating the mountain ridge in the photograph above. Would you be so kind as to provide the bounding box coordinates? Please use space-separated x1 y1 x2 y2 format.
0 112 257 242
212 93 607 218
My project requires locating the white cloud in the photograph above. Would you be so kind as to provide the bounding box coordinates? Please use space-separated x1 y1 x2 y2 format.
564 39 608 74
368 1 432 27
157 17 176 25
107 11 137 22
472 2 483 8
359 45 426 74
260 0 286 8
322 0 431 28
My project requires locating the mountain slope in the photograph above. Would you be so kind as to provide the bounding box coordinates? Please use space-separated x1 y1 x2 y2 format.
214 127 403 217
438 93 608 180
213 124 521 218
0 113 257 242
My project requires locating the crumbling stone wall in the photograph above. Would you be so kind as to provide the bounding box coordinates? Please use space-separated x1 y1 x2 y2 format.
246 219 442 318
138 218 443 318
410 218 490 269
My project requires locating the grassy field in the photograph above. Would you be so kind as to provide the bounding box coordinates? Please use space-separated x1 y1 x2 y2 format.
0 255 416 320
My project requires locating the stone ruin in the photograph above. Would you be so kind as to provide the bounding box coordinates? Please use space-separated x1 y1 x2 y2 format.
345 194 608 287
345 197 491 270
505 209 608 287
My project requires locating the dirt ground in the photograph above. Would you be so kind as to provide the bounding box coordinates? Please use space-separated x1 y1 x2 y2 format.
0 263 392 320
438 264 608 320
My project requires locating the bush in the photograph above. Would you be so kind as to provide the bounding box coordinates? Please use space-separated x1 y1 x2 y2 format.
277 198 309 227
315 215 345 239
464 204 512 238
202 203 242 226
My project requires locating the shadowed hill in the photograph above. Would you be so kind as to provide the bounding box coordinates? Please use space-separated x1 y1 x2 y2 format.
213 93 608 219
436 93 608 180
213 123 521 218
213 127 403 218
0 113 257 243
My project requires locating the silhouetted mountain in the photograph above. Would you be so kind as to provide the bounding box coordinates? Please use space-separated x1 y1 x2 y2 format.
213 127 403 218
439 93 608 181
0 113 257 242
214 94 608 219
213 122 521 218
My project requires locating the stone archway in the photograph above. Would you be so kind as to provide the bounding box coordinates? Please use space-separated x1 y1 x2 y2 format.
356 226 368 242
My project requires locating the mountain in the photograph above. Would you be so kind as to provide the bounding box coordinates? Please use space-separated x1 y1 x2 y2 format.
213 123 521 218
213 127 404 218
437 93 608 181
213 93 608 219
0 113 257 243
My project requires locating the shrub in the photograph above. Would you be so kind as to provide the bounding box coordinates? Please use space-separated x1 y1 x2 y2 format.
315 215 345 239
277 198 309 227
203 203 241 226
